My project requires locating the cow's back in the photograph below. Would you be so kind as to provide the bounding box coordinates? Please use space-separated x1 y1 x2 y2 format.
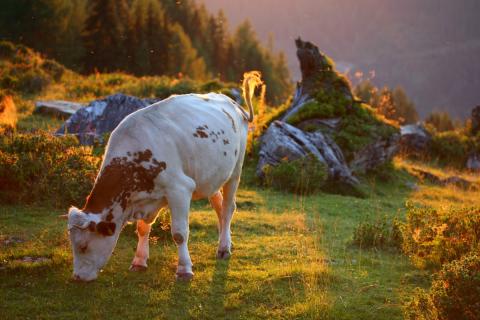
104 93 248 199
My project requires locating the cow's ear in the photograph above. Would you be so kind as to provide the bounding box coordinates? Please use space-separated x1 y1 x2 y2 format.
96 221 116 236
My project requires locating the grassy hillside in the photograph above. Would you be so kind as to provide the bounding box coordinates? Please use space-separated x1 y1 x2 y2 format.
1 158 478 319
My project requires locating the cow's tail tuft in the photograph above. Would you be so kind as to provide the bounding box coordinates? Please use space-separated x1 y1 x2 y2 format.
242 71 264 122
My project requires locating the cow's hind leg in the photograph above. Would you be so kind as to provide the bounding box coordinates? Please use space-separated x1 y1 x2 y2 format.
209 191 223 234
167 182 195 280
217 176 240 259
130 220 151 272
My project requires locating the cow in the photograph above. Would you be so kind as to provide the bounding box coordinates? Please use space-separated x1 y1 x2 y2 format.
66 72 263 282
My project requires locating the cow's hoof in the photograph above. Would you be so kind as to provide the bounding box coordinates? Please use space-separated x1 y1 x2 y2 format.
176 272 194 281
129 264 147 272
216 249 231 260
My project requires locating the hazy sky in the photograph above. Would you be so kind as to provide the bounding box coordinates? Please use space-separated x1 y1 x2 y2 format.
201 0 480 118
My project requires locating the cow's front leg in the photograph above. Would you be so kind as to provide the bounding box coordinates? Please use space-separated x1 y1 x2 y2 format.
130 220 151 271
217 177 239 259
167 186 194 280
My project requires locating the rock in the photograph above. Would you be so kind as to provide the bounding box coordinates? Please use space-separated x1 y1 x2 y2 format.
467 153 480 171
400 124 431 153
282 38 354 123
412 168 475 190
350 134 401 173
56 93 149 145
471 105 480 135
35 100 85 118
257 120 358 187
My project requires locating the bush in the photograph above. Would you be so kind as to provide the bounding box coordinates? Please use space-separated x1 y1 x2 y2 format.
401 204 480 269
428 130 480 167
17 69 52 94
352 216 403 250
405 253 480 320
0 131 100 207
263 154 328 194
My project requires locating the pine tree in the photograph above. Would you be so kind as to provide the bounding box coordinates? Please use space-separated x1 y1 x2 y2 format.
167 23 207 79
82 0 132 72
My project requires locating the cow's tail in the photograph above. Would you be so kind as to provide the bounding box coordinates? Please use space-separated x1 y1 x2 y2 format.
242 71 264 122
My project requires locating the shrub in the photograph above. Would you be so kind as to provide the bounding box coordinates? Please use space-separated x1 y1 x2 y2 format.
405 253 480 320
430 253 480 320
263 154 328 194
428 130 479 167
41 60 65 82
17 69 52 94
404 288 438 320
352 216 403 250
0 131 100 207
401 204 480 269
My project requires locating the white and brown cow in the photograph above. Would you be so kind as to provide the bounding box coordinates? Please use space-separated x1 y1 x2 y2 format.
67 72 263 281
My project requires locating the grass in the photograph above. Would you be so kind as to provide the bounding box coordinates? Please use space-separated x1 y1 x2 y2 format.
2 158 460 320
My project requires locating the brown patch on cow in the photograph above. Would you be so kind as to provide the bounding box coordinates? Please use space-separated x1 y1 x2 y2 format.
223 139 229 145
194 126 209 138
173 233 184 245
106 210 114 222
96 221 116 236
83 149 166 214
222 109 236 133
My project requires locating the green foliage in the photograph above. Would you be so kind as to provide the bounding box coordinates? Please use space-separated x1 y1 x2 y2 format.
430 253 480 320
405 253 480 320
428 130 480 167
263 154 328 194
286 89 350 125
425 111 455 133
0 41 65 95
352 216 403 250
404 288 438 320
0 131 100 207
355 80 419 125
333 104 398 161
401 205 480 269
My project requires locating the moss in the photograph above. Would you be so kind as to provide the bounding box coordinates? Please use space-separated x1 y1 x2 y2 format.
333 103 398 161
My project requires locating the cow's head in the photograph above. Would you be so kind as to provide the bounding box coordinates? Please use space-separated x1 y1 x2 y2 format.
67 207 119 281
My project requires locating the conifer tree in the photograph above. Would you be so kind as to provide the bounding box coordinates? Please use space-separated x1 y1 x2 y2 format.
82 0 132 72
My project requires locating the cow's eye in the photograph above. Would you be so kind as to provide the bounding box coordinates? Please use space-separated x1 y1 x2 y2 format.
79 243 88 253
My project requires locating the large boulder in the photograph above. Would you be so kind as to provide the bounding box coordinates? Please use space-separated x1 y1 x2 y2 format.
350 134 400 173
257 39 400 192
400 124 432 153
257 121 358 187
56 93 149 145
